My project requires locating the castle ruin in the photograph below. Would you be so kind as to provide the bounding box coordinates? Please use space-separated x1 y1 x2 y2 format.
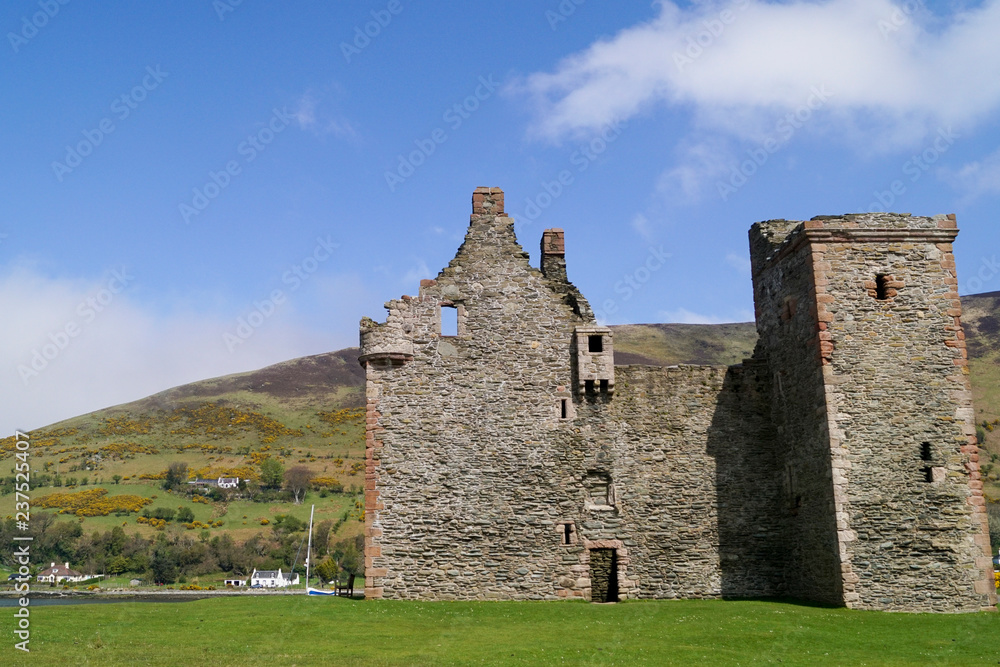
358 187 996 612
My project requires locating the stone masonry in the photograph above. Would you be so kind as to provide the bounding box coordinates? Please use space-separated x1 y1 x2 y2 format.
358 187 996 612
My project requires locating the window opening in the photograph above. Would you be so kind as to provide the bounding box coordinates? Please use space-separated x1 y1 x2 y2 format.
600 379 609 395
875 274 890 301
588 335 603 353
585 380 596 396
441 305 458 337
920 442 932 462
922 467 934 483
562 523 574 545
560 399 568 419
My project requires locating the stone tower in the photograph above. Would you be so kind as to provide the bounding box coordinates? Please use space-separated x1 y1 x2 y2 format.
750 213 996 612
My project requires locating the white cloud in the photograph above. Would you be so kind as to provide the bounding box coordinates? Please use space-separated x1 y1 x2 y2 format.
660 307 754 324
0 264 343 434
293 89 359 141
726 252 752 275
631 213 654 241
401 259 432 286
515 0 1000 143
660 308 728 324
942 145 1000 203
656 137 734 201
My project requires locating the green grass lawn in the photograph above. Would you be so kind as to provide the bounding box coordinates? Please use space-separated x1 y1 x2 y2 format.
6 597 1000 666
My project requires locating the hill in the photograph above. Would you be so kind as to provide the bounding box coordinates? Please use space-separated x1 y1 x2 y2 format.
3 293 999 537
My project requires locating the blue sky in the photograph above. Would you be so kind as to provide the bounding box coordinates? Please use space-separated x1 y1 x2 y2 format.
3 0 1000 433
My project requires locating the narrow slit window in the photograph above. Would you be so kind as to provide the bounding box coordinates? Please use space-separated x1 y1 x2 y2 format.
560 399 568 419
588 335 603 353
441 305 458 337
562 523 574 545
920 442 932 462
922 467 934 483
875 274 890 301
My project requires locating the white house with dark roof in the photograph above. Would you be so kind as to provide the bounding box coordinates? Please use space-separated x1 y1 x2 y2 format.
217 477 239 489
249 568 298 588
36 563 91 584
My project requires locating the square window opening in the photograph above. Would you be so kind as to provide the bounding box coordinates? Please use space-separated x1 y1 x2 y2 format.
588 335 603 353
585 380 596 396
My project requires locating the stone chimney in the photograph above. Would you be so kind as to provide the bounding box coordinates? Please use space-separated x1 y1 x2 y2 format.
540 228 567 282
472 187 505 217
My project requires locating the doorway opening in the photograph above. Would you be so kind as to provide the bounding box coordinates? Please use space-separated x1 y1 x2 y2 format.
589 548 618 603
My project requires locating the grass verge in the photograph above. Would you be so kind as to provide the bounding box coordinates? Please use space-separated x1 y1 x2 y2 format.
6 597 1000 666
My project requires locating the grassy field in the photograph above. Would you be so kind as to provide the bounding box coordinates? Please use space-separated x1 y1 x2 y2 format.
6 597 1000 666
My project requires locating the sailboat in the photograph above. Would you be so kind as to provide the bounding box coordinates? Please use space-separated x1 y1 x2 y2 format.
305 504 337 596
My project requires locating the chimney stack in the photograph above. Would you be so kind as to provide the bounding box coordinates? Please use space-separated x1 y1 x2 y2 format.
540 228 567 281
471 187 505 216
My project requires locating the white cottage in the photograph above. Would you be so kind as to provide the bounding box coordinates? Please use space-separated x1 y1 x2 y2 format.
36 563 90 584
249 568 299 588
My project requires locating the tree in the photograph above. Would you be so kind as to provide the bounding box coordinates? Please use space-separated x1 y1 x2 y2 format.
164 462 189 491
151 549 178 584
259 457 285 489
283 466 313 504
108 555 131 575
313 519 334 556
112 474 122 485
176 507 195 523
314 557 338 585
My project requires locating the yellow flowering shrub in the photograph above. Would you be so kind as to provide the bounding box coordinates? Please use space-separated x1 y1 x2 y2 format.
36 488 152 516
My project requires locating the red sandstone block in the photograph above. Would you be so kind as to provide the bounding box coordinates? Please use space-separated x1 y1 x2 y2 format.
970 496 986 506
971 480 984 490
938 215 958 228
369 568 389 577
420 279 437 288
804 220 824 229
816 295 836 304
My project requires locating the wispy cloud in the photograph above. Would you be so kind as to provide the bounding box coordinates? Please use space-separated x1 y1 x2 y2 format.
514 0 1000 145
942 146 1000 204
726 252 752 275
293 89 359 141
401 259 432 286
660 307 754 324
631 213 654 241
0 264 342 434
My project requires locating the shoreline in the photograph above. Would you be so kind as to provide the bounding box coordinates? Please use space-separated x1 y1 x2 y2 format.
0 588 358 600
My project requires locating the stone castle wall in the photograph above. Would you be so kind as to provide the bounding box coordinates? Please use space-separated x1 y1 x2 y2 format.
360 188 994 611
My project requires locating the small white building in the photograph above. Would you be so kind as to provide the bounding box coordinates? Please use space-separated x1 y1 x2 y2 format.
36 563 91 584
224 578 247 587
217 477 240 489
249 568 299 588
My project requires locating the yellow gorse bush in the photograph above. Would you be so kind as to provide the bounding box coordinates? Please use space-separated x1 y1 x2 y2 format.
36 488 152 516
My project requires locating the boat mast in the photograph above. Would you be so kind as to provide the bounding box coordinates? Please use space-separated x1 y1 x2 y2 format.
305 504 315 589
